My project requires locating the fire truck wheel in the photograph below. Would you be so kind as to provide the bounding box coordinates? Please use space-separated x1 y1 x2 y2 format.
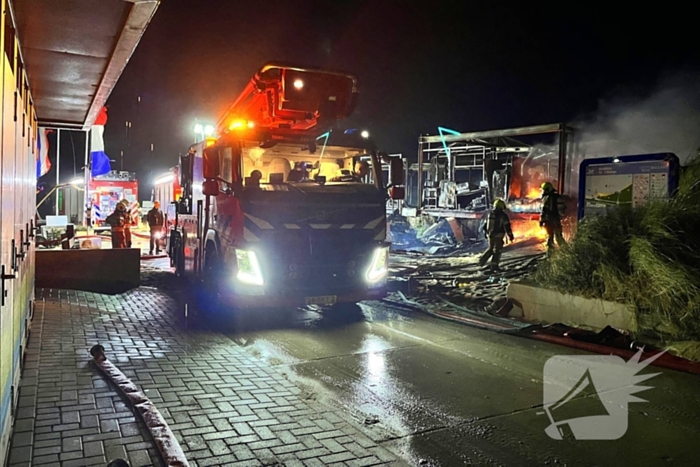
171 233 185 276
203 244 221 295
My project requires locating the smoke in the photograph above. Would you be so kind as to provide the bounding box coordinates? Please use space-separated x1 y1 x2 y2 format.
557 71 700 199
573 72 700 165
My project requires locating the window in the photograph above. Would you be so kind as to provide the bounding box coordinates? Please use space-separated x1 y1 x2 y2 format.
220 147 233 184
4 21 15 71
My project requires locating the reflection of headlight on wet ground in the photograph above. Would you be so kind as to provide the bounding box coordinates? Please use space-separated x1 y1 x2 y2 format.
367 352 385 376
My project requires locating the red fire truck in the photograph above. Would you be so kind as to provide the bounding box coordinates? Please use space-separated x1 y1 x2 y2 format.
87 171 139 226
153 167 181 230
163 63 404 311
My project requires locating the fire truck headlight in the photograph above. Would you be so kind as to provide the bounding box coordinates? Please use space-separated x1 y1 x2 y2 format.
365 246 389 283
235 249 264 286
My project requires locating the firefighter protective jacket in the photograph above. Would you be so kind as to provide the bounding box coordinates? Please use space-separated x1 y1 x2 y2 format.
147 208 164 227
541 191 565 223
485 209 513 238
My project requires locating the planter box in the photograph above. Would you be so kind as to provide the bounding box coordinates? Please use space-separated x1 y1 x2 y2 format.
507 280 636 332
36 248 140 294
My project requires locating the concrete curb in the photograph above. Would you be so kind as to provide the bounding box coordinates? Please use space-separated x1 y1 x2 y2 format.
507 280 637 332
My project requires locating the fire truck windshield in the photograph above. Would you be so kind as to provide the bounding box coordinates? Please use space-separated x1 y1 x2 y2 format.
240 142 373 188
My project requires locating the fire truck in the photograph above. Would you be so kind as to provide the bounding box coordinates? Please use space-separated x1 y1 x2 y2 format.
164 63 404 311
63 171 139 226
153 167 181 230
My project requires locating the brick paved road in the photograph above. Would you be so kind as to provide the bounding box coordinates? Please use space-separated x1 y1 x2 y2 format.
7 286 402 467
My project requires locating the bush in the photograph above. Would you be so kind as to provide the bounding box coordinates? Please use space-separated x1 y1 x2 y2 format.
535 157 700 349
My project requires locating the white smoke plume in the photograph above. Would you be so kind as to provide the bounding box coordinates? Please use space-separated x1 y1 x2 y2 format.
572 72 700 165
556 71 700 197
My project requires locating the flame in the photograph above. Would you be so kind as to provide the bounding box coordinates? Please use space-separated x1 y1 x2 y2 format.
525 187 542 199
511 219 547 242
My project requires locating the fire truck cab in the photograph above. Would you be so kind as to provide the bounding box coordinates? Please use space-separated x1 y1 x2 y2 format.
167 63 404 311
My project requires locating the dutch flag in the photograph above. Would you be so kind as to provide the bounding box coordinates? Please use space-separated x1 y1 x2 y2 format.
36 127 51 178
91 107 111 178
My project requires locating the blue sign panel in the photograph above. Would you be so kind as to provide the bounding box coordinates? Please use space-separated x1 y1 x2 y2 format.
578 153 679 220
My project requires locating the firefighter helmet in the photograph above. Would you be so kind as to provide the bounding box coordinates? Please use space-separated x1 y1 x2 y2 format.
541 181 555 192
493 199 506 210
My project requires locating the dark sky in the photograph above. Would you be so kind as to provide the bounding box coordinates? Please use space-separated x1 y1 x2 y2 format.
100 0 697 198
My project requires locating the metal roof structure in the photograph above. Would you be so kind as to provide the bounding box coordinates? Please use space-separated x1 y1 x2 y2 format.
12 0 160 129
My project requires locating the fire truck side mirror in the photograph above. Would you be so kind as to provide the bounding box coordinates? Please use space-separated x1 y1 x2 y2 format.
389 158 404 187
202 147 221 180
202 180 219 197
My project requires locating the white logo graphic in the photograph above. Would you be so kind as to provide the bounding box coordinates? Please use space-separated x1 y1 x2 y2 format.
540 350 663 440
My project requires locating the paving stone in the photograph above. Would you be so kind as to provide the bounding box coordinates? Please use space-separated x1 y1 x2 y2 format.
32 454 59 465
63 455 108 467
8 287 397 467
80 414 99 428
12 418 35 433
84 440 105 458
10 431 33 448
62 436 82 452
105 444 128 461
9 446 32 464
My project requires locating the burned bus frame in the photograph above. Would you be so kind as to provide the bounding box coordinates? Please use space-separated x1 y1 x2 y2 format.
409 123 573 219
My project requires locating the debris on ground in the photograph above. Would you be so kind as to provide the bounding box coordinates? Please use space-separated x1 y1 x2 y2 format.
388 236 545 326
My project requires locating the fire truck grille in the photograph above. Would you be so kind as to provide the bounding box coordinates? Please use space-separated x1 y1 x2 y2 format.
260 230 375 295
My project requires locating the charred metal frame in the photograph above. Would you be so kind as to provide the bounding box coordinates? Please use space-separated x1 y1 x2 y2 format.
415 123 573 217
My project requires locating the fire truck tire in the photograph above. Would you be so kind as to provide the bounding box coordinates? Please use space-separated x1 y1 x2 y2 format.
198 242 223 317
203 244 220 293
171 232 185 277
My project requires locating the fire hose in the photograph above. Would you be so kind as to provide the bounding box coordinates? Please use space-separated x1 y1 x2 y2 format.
89 345 189 467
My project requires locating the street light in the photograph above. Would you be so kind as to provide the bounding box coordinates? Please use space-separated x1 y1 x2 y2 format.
361 130 370 139
194 122 215 143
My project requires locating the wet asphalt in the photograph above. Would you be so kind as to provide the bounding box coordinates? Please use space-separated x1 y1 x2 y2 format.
140 248 700 467
209 300 700 467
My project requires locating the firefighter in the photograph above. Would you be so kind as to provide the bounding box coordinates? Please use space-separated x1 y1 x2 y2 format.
353 160 369 181
479 199 515 270
119 200 134 248
287 162 308 182
248 170 263 190
540 181 566 249
105 203 127 248
147 201 165 255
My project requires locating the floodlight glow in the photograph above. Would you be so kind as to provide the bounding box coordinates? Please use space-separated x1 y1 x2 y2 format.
194 123 203 134
204 125 215 136
361 130 370 139
294 79 304 90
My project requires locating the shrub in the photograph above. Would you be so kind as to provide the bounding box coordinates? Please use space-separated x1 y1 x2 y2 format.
535 157 700 354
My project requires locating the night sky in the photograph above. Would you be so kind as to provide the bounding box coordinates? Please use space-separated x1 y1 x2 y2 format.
47 1 700 201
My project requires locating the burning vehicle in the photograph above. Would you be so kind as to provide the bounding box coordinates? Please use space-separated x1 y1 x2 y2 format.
398 124 575 249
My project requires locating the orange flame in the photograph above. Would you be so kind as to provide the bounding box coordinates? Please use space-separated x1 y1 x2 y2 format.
525 187 541 199
511 219 547 243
